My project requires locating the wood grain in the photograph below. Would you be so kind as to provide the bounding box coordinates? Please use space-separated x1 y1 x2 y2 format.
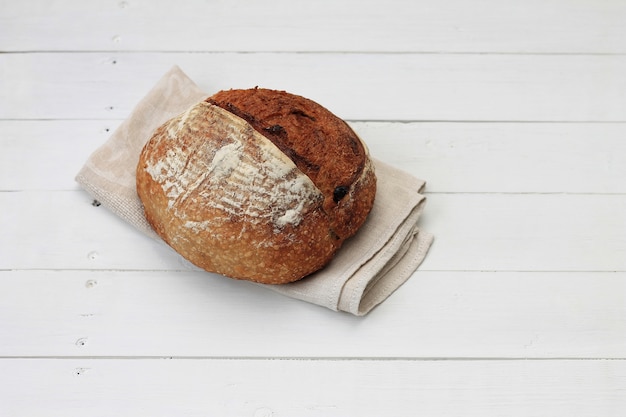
0 270 624 358
0 359 624 417
2 53 626 121
2 0 625 53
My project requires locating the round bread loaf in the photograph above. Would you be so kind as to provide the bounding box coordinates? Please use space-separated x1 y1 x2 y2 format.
136 88 376 284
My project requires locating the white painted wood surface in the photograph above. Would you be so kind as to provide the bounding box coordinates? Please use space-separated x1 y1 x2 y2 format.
1 0 625 415
3 52 626 121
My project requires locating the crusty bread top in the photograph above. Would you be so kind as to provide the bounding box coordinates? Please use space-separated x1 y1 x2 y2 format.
137 102 336 283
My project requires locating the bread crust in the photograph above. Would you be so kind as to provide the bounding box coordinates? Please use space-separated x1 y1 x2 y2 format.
137 89 376 284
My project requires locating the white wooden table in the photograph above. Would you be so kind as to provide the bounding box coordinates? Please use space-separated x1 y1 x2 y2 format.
1 1 625 415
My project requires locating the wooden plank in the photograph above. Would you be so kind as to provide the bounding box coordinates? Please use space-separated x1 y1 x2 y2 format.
0 270 624 358
2 120 626 194
1 191 624 272
2 52 626 121
421 193 626 272
1 0 625 53
0 190 182 272
0 120 120 191
0 358 624 417
361 122 626 194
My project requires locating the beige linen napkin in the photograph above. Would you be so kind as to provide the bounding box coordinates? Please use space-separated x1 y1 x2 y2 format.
76 66 433 315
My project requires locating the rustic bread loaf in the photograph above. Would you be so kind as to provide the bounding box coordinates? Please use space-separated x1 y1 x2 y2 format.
136 88 376 284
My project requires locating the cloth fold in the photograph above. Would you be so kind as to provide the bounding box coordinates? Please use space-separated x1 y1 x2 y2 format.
75 66 433 315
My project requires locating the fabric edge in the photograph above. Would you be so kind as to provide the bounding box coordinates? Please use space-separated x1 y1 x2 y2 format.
356 230 434 316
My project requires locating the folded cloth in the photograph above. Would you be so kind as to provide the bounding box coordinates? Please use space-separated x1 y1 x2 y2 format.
75 66 434 315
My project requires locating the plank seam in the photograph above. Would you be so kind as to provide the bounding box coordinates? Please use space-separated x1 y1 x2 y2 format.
0 356 623 361
3 50 626 56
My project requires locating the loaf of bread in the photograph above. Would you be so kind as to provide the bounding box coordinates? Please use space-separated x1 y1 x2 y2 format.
136 88 376 284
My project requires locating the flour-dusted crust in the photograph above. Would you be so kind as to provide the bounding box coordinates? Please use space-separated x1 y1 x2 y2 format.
137 89 376 284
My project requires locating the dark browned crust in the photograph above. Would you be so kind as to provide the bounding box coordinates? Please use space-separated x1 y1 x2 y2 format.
207 88 375 240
